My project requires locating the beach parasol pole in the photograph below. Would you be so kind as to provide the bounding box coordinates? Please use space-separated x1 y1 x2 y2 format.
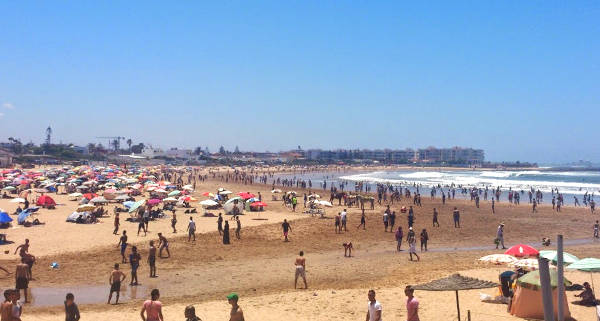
556 235 565 321
538 257 554 321
455 290 460 321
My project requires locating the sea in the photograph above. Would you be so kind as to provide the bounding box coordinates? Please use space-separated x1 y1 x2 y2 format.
280 168 600 205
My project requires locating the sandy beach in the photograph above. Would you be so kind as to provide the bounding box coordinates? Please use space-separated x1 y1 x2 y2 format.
0 166 599 321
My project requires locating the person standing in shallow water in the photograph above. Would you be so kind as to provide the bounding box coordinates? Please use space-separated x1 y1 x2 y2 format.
223 221 230 244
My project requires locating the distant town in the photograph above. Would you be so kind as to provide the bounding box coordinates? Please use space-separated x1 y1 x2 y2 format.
0 137 537 169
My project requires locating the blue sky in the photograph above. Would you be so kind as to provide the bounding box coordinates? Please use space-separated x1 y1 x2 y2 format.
0 1 598 163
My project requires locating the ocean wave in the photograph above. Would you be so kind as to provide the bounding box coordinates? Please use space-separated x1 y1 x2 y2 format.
397 171 445 179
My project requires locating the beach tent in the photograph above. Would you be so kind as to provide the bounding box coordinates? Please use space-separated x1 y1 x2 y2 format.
413 273 498 321
510 269 571 320
0 212 13 224
67 211 91 223
36 195 56 207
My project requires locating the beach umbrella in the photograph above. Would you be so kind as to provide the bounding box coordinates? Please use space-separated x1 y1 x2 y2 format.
2 186 15 191
83 193 97 200
250 201 268 207
504 244 539 258
162 197 178 202
68 192 83 198
122 201 135 208
115 194 129 201
238 192 255 199
202 192 214 197
413 274 498 321
225 197 243 205
0 212 13 224
77 204 96 212
128 199 146 213
271 189 282 193
517 269 571 290
148 199 162 206
308 194 320 199
511 258 541 271
199 199 218 207
89 196 108 204
17 211 31 224
9 198 25 203
168 190 181 197
539 250 579 265
566 258 600 272
182 185 194 191
478 254 518 265
317 200 333 207
219 190 232 195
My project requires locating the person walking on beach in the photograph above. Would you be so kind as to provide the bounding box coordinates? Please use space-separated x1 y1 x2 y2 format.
420 229 428 252
113 212 120 235
227 293 244 321
158 233 170 258
405 286 420 321
594 221 599 239
383 211 389 232
15 258 30 303
65 293 80 321
137 213 147 236
407 227 419 262
217 213 224 235
235 216 241 240
108 263 126 304
335 213 341 234
187 216 196 242
357 209 366 230
140 289 163 321
432 208 439 227
148 241 157 278
496 223 507 249
282 219 292 242
171 212 177 233
395 226 404 251
118 231 128 263
366 289 382 321
294 251 307 289
491 198 495 214
223 221 230 244
532 199 537 213
129 246 141 286
341 209 348 231
452 207 460 228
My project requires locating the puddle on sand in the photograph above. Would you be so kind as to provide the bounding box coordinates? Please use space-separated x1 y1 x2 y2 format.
25 284 147 307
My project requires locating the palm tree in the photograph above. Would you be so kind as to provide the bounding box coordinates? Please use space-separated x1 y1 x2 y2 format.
126 139 132 152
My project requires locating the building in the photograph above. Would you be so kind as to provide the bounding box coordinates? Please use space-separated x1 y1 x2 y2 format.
0 148 15 167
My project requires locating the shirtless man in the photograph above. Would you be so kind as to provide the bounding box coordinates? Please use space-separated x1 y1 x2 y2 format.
294 251 308 289
227 293 245 321
113 212 120 235
14 239 34 280
15 258 30 303
117 231 128 263
148 241 157 278
108 263 126 304
157 233 170 258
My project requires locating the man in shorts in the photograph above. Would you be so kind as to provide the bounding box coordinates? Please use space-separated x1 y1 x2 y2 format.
15 258 30 303
405 285 420 321
148 241 157 278
187 216 196 242
129 246 141 286
158 233 170 258
108 263 126 304
452 207 460 228
117 230 128 263
113 212 120 234
282 219 291 242
340 209 347 231
294 251 307 289
407 227 420 262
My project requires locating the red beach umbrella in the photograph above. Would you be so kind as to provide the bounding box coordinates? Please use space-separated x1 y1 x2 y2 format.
504 244 539 258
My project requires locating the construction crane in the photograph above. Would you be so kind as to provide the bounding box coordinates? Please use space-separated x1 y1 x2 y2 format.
96 136 125 151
